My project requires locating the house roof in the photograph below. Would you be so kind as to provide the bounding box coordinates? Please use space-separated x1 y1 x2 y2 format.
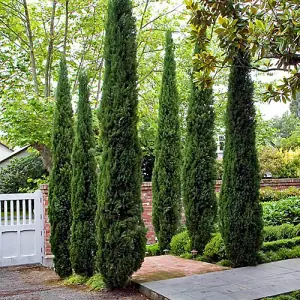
0 145 30 164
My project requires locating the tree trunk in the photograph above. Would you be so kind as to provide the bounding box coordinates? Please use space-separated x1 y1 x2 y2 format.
44 0 57 98
32 143 52 172
22 0 39 95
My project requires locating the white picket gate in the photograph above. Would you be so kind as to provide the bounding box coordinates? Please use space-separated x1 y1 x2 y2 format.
0 191 43 267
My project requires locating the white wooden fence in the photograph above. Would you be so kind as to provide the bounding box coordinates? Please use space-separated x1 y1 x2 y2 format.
0 191 43 267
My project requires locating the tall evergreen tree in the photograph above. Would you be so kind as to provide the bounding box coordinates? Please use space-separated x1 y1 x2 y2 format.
182 43 217 253
219 50 263 267
49 57 74 278
152 31 181 251
96 0 146 288
70 72 97 277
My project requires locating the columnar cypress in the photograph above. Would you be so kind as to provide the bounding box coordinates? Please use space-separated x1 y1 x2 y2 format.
219 50 263 267
152 31 181 251
182 44 217 253
96 0 146 288
70 72 97 277
49 58 73 278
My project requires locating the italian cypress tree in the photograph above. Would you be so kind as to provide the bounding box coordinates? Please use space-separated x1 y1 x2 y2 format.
70 72 97 277
49 57 73 278
152 31 181 251
96 0 146 288
182 43 217 253
219 49 263 267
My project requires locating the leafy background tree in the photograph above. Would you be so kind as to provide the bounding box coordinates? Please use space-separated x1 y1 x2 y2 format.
152 31 181 251
96 0 146 288
70 72 97 277
219 50 263 267
48 58 74 278
183 43 217 253
0 153 47 193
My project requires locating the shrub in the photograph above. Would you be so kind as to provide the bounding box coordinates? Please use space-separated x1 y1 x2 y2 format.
259 187 300 202
203 233 226 262
261 237 300 252
219 50 263 267
259 147 300 178
170 231 191 256
95 0 146 288
146 243 160 256
63 275 87 286
263 197 300 226
0 153 47 194
182 43 217 253
263 224 300 242
70 72 97 277
152 31 181 250
48 58 74 278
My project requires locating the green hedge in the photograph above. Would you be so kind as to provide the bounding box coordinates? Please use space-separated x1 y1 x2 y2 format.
259 187 300 202
202 234 300 263
263 224 300 242
261 237 300 252
263 197 300 226
202 233 226 262
170 231 191 256
259 246 300 264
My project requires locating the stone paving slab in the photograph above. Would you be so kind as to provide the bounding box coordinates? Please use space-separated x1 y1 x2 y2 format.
139 258 300 300
133 255 227 283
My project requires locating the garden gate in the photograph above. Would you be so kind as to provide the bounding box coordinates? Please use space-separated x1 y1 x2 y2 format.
0 191 43 267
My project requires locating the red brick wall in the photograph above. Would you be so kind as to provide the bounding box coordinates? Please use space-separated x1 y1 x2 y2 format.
41 179 300 250
215 178 300 192
40 184 52 256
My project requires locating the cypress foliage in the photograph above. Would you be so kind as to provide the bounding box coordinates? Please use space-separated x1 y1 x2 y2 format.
49 58 73 278
152 31 181 251
182 44 217 253
96 0 146 288
70 72 97 277
219 50 263 267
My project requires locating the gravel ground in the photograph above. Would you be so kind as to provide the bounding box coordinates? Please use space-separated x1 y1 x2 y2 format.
0 266 148 300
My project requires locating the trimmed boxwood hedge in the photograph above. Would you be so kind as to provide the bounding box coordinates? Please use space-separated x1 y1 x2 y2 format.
259 187 300 202
261 237 300 252
263 224 300 242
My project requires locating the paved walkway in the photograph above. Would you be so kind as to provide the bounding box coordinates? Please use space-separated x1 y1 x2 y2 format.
139 258 300 300
133 255 227 283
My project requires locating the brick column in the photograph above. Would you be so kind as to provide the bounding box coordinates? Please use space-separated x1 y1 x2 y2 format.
141 182 156 244
40 184 53 267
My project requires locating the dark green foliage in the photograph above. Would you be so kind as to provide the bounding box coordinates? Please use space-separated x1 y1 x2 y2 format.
262 237 300 252
263 224 300 242
0 153 47 193
182 44 217 253
219 50 263 267
259 187 300 202
96 0 146 288
259 246 300 264
152 31 181 251
263 197 300 226
170 230 191 256
70 72 97 277
49 58 74 278
203 233 226 262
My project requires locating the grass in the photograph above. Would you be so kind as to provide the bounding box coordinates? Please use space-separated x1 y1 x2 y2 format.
63 273 105 291
86 274 105 291
63 274 87 286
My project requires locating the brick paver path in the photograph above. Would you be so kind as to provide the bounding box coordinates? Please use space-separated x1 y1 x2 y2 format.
133 255 227 283
139 258 300 300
